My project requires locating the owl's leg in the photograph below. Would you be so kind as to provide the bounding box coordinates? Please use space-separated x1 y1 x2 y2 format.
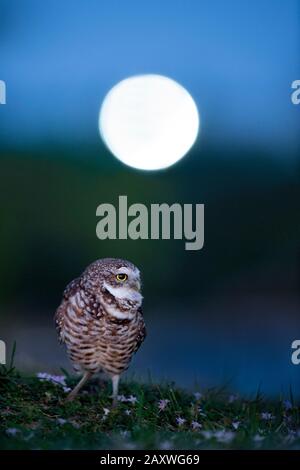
111 374 120 407
66 371 92 401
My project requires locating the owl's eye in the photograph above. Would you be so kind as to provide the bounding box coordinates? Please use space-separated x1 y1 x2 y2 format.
116 273 128 282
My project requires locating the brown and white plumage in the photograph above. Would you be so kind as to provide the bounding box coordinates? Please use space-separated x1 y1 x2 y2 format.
55 258 146 404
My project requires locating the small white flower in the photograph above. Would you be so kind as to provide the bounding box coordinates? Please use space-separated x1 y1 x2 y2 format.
193 392 202 401
284 414 292 423
198 406 207 417
57 418 67 425
191 421 202 430
37 372 69 391
117 394 127 402
158 399 170 411
232 421 240 430
6 428 20 436
176 416 186 426
228 394 238 403
37 372 49 380
124 409 131 416
127 395 138 404
101 407 110 421
53 375 67 386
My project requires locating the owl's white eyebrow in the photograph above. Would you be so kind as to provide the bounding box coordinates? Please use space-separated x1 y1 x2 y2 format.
116 267 131 275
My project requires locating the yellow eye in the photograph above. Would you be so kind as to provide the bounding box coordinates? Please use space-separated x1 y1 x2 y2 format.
116 273 128 282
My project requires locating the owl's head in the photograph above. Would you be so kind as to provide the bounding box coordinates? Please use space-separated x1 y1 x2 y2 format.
82 258 142 311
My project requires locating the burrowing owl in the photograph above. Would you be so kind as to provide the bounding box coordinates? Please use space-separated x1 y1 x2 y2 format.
55 258 146 404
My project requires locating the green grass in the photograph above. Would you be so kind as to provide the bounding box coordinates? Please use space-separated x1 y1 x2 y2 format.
1 358 300 450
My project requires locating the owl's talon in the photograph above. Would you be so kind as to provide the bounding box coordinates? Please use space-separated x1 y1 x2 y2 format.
66 393 75 402
109 393 118 407
111 398 118 408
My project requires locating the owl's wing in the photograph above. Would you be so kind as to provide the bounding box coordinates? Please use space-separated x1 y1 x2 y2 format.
62 277 82 300
54 277 81 343
134 307 147 353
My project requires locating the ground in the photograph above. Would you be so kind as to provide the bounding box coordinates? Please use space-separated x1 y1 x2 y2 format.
1 359 300 450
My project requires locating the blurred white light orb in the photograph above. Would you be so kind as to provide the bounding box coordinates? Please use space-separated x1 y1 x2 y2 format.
99 74 199 170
